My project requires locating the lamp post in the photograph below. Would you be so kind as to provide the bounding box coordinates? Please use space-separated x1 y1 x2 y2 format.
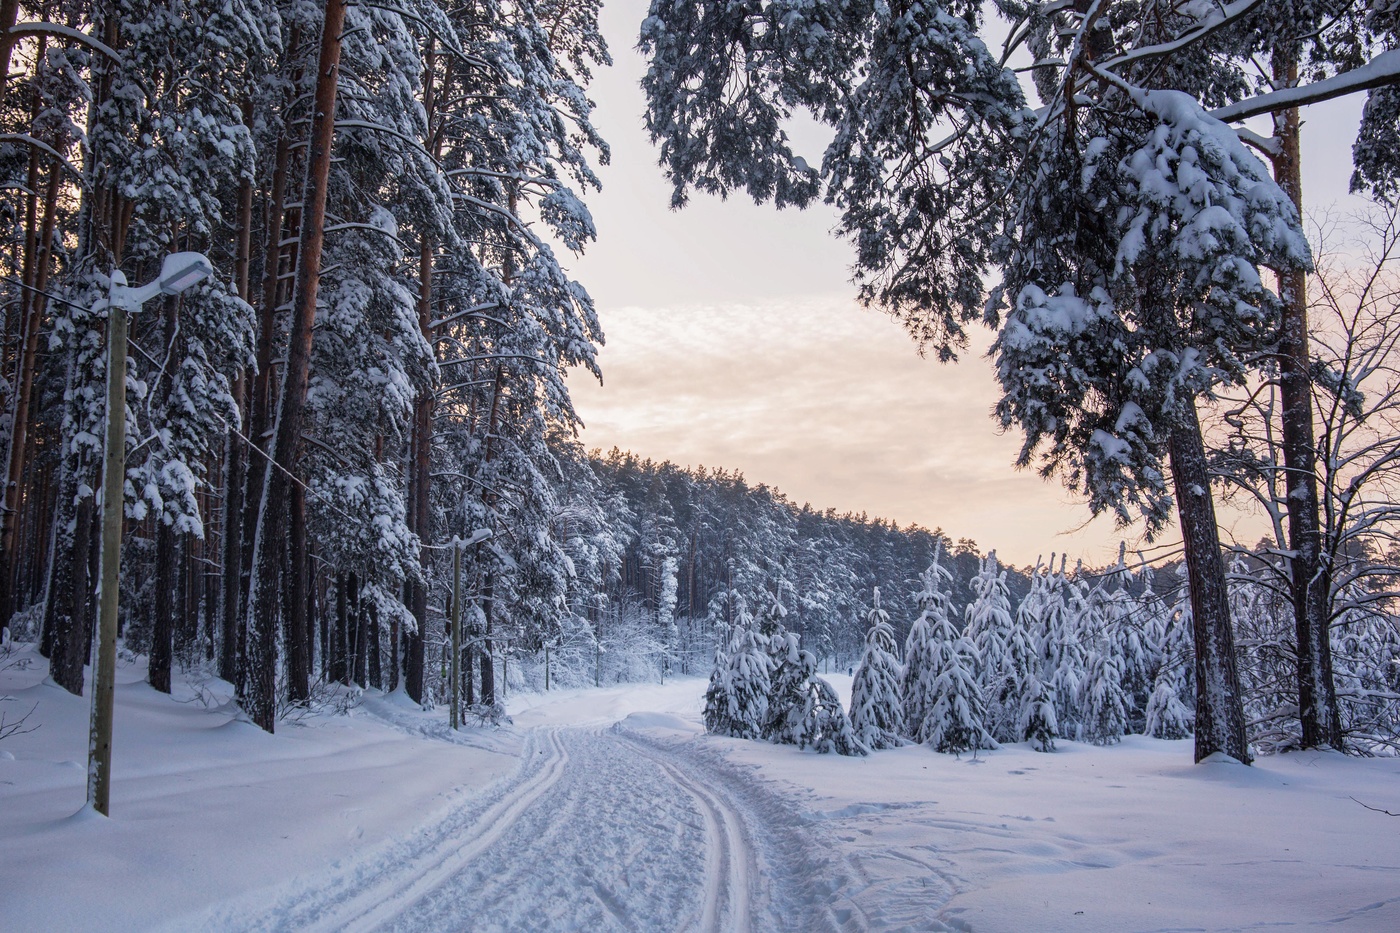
87 252 212 817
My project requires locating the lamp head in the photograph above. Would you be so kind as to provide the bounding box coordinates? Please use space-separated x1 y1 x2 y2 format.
157 252 213 296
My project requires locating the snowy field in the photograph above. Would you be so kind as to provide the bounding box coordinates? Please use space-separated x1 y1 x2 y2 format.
3 646 1399 932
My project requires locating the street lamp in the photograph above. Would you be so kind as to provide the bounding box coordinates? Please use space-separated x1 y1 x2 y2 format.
87 251 212 817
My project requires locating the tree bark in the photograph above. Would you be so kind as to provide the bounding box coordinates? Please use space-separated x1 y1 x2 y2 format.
219 127 256 685
284 475 309 703
1169 397 1252 764
2 155 61 626
243 0 346 732
0 0 22 106
367 597 381 689
1270 52 1343 749
149 519 175 694
353 571 369 687
46 483 93 695
332 572 348 685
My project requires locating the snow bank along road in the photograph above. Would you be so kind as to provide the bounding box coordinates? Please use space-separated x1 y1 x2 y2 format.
189 722 863 933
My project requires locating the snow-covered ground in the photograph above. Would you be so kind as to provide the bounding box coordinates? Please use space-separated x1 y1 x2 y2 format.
3 648 1398 932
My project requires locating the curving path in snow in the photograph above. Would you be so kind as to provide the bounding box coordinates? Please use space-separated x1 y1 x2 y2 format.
206 723 857 933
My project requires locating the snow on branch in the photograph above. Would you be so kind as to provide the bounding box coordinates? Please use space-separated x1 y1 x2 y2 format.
1098 0 1266 74
7 22 121 62
1212 50 1400 124
333 119 440 168
0 135 82 179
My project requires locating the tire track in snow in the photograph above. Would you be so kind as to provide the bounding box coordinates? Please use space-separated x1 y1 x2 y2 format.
616 727 872 933
381 726 715 932
319 727 572 933
619 735 754 933
183 727 570 933
190 724 858 933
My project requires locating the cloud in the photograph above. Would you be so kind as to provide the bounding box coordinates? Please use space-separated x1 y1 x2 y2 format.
568 294 1142 568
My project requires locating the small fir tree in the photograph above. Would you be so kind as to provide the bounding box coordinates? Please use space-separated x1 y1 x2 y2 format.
1078 649 1130 746
925 624 996 754
702 598 771 739
850 588 904 750
902 551 955 743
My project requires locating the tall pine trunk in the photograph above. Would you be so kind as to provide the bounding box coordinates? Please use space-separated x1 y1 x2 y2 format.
284 476 309 702
244 0 346 732
3 156 61 625
1169 397 1252 764
1270 53 1343 750
404 238 433 703
149 519 176 693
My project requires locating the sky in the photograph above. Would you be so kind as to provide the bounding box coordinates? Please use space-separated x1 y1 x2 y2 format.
561 0 1374 569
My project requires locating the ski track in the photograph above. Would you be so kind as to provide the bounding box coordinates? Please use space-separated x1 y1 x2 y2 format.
202 724 861 933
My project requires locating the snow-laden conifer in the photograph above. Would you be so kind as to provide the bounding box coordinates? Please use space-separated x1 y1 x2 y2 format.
810 677 865 756
1019 669 1059 753
1040 559 1085 740
965 552 1030 743
703 597 770 739
1145 588 1196 741
850 588 904 750
902 554 952 743
1079 649 1130 746
765 623 864 755
924 619 996 755
1016 565 1058 751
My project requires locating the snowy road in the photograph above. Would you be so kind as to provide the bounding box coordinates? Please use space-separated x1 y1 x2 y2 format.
211 724 856 933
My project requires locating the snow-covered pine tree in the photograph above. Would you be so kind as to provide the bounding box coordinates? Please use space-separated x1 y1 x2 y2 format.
902 548 955 744
1145 581 1196 740
764 627 817 746
964 551 1029 743
1229 554 1298 751
1078 649 1130 746
1097 545 1152 731
1145 669 1196 741
1042 559 1085 739
41 0 265 696
924 613 995 755
1015 565 1058 751
702 636 731 736
703 595 770 739
850 587 904 750
809 676 865 756
425 0 607 709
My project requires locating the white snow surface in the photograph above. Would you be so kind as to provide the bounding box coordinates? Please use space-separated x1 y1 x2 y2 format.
3 648 1399 932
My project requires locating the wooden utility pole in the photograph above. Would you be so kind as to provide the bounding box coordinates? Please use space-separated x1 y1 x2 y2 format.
87 284 127 816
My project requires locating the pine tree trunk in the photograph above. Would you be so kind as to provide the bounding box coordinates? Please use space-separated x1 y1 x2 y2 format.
317 558 329 680
219 136 256 685
0 0 21 106
480 591 495 707
244 0 347 733
403 233 434 704
242 28 301 559
2 82 47 627
2 157 61 627
284 477 309 703
354 573 369 688
1270 53 1343 749
332 572 348 685
149 519 175 694
1168 397 1252 764
305 543 318 678
46 478 93 695
368 598 381 689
